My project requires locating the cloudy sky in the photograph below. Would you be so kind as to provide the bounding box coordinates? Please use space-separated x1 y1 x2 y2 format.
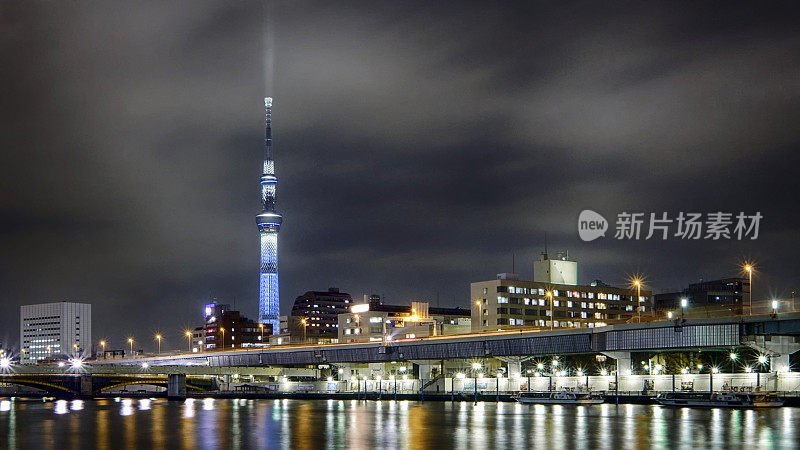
2 1 799 351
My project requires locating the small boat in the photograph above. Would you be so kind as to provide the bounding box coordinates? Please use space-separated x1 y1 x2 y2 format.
514 391 604 405
656 392 783 408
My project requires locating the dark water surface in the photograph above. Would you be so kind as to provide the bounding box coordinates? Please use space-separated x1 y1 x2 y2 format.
1 398 798 449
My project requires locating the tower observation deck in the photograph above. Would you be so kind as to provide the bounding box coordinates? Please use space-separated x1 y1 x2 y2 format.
256 97 282 334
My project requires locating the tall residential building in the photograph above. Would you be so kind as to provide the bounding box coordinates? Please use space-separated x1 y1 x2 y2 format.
289 288 352 342
256 97 283 334
20 302 91 364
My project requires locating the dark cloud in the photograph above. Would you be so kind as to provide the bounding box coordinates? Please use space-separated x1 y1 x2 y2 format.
2 1 800 351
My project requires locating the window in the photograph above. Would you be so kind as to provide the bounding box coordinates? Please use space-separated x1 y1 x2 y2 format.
538 299 545 306
497 308 508 314
588 303 594 309
510 308 522 315
581 302 587 308
581 312 587 319
524 298 531 305
567 301 573 308
369 317 382 323
553 300 560 307
483 309 488 316
509 318 516 325
497 296 509 304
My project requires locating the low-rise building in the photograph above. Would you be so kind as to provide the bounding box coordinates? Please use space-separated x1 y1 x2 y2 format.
653 277 749 317
203 302 269 350
338 297 470 343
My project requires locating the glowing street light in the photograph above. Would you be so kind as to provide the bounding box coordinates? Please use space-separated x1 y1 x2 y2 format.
100 340 106 359
743 264 753 316
729 352 737 361
772 300 779 315
680 298 688 319
0 357 10 369
128 338 134 357
301 318 308 343
219 327 225 350
546 291 554 330
141 362 149 369
185 331 193 352
155 334 162 354
258 323 265 343
667 311 673 319
633 279 642 323
537 362 544 370
758 355 767 365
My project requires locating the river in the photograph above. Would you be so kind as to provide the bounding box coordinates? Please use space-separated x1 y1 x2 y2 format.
0 398 798 449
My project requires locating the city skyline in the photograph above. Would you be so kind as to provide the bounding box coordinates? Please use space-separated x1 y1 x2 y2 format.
2 2 800 352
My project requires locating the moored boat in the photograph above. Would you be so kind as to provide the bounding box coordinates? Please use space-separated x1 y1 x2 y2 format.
656 392 783 408
514 391 605 405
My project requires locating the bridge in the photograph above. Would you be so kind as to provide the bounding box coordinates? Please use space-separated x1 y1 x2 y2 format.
91 312 800 369
4 313 799 398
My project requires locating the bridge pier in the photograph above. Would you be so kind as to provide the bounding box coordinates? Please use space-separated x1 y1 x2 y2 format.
602 352 632 375
168 374 187 400
745 335 799 374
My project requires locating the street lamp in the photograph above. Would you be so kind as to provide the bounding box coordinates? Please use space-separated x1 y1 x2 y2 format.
772 300 779 316
667 311 673 319
633 279 642 323
258 323 265 343
472 362 482 402
73 343 78 355
743 264 753 316
219 327 225 350
100 340 106 359
546 291 554 330
128 338 134 357
680 298 688 319
301 318 308 343
155 334 162 354
730 352 738 373
185 331 193 352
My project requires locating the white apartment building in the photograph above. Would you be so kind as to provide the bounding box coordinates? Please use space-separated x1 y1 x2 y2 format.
20 302 92 364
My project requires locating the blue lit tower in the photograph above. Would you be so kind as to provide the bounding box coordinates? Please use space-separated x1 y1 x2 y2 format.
256 97 282 334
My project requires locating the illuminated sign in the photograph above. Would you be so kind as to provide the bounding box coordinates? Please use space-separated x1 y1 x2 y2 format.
205 304 214 317
351 303 370 314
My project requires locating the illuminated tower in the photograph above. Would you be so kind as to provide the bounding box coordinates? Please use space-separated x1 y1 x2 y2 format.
256 97 282 333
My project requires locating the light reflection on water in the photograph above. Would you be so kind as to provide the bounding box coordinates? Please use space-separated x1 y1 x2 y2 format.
0 399 798 449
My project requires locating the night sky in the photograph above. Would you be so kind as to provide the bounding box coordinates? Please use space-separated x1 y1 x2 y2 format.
2 1 799 352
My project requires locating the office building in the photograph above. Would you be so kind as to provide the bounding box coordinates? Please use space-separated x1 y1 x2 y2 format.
20 301 91 364
471 261 652 332
653 277 749 316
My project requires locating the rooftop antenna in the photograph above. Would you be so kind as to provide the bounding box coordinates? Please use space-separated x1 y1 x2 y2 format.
543 232 549 260
512 253 516 274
